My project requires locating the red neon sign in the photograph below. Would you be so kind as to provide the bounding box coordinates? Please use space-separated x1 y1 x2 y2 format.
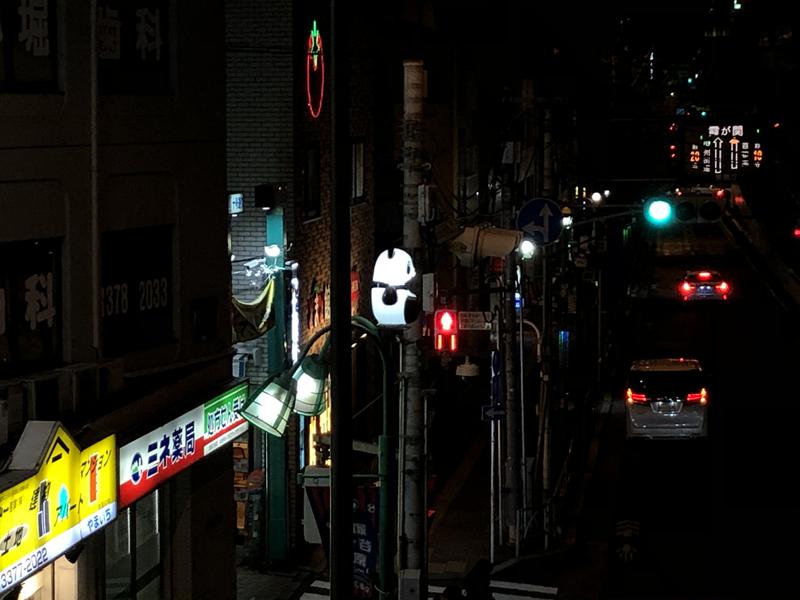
306 20 325 119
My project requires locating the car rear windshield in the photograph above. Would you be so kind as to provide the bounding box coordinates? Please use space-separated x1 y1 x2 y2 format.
629 370 704 395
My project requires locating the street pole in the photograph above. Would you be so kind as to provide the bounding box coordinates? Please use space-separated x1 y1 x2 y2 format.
399 59 426 598
330 2 353 597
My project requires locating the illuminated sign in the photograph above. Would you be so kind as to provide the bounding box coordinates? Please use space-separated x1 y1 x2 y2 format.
693 124 763 177
305 20 325 118
0 428 117 593
119 382 248 507
228 193 244 215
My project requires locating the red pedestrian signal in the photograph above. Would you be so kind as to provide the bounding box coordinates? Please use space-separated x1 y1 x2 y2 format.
434 309 458 351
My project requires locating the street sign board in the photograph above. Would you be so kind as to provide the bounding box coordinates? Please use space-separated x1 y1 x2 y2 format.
516 197 563 245
457 311 492 331
481 404 506 421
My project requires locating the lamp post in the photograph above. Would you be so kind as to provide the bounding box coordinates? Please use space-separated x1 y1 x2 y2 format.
238 315 395 599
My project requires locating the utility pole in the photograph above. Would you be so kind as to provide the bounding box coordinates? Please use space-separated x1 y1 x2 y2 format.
501 163 521 546
330 2 353 597
399 59 426 598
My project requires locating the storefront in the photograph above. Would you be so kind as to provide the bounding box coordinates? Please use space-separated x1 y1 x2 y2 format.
0 423 117 599
0 377 249 600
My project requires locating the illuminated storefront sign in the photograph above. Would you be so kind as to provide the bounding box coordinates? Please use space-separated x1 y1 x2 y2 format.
119 381 248 507
305 20 325 118
0 427 117 593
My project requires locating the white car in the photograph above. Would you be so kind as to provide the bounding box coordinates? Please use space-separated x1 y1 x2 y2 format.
625 358 708 439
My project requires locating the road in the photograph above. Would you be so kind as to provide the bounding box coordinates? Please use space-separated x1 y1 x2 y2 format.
593 219 800 598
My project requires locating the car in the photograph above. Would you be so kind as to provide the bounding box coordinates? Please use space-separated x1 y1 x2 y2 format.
625 358 709 439
677 269 731 301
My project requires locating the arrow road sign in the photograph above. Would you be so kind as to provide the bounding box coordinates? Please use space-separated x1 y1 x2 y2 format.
516 197 563 246
482 403 506 421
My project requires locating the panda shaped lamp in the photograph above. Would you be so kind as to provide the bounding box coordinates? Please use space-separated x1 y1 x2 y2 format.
370 248 419 328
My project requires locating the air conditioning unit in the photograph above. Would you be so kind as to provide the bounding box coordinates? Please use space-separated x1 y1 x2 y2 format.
57 363 100 415
98 358 125 395
21 373 61 421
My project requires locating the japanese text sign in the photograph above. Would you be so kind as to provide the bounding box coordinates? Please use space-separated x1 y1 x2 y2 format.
119 382 248 507
0 428 117 593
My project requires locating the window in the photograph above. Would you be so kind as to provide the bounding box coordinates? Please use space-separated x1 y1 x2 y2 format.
97 0 171 94
0 0 59 92
351 140 365 205
302 145 321 221
105 490 164 600
630 371 704 396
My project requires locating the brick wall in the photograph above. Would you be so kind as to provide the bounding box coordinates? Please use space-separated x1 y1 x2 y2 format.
226 0 295 387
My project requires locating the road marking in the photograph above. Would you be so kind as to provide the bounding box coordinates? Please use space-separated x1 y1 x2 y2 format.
300 578 558 599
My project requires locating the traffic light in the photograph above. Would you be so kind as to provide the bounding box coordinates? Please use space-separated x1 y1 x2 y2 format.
671 189 728 224
643 196 673 226
434 309 458 352
697 189 727 222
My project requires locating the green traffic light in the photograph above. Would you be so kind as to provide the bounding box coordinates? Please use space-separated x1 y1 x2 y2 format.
644 197 673 226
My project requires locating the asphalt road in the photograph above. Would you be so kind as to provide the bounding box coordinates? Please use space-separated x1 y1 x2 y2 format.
594 220 800 598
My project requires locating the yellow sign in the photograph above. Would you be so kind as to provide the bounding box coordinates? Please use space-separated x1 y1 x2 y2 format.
0 426 117 592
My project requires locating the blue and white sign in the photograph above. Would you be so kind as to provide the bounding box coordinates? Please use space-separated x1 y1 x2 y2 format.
516 197 563 245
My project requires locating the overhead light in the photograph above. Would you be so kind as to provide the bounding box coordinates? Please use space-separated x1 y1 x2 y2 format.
239 373 296 437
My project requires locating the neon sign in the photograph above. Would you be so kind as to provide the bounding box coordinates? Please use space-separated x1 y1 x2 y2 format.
306 20 325 119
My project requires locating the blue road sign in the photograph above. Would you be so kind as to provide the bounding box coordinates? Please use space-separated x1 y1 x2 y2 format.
516 197 563 245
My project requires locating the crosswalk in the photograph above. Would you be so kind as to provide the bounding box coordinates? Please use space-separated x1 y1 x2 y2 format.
300 578 558 599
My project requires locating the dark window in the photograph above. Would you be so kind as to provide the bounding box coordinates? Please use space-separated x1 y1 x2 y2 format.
351 140 365 205
303 145 321 221
0 237 62 377
100 225 174 355
629 370 704 396
105 490 164 599
0 0 59 92
97 0 171 95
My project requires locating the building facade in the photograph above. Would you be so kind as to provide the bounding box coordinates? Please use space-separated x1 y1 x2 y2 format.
1 1 243 598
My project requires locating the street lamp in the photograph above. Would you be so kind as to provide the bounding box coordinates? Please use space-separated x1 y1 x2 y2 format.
292 340 331 416
237 314 396 598
239 372 296 436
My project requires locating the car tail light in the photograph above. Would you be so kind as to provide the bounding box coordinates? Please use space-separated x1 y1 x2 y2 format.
679 282 694 295
698 271 712 280
686 388 707 405
716 281 730 293
626 388 647 405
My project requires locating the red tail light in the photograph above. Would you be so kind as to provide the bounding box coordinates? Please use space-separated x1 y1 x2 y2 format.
686 388 707 405
716 281 729 293
698 271 712 280
626 388 647 405
679 282 694 295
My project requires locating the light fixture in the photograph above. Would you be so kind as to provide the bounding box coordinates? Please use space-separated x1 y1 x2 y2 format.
456 356 479 378
450 225 523 267
590 191 603 204
291 341 330 416
371 247 419 328
265 244 281 258
239 373 296 437
519 238 536 260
